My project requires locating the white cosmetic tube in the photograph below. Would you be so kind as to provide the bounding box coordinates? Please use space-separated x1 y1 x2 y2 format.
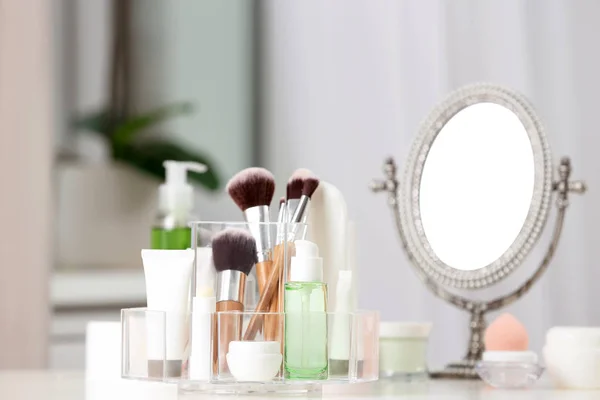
329 270 353 375
141 249 194 375
194 247 215 294
189 287 216 381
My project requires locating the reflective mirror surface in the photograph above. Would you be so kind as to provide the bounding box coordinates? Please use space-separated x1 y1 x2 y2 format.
419 103 535 271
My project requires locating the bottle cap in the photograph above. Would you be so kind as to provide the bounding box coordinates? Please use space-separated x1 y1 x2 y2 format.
289 240 323 282
159 161 207 215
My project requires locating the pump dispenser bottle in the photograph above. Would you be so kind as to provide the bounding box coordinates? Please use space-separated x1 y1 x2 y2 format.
151 161 207 249
284 240 328 380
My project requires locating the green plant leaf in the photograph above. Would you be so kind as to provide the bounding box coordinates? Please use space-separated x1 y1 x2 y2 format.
72 110 113 136
73 102 193 141
113 102 194 148
116 138 220 191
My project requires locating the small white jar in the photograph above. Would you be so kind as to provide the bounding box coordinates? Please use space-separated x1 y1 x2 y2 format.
227 341 283 382
378 322 432 379
544 327 600 389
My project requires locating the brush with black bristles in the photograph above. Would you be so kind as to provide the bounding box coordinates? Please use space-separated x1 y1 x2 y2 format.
285 169 308 222
290 171 320 240
244 171 321 340
213 228 257 312
226 168 275 301
226 167 276 262
212 228 257 372
226 167 280 340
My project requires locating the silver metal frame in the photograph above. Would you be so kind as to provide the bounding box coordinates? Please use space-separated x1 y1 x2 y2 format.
371 84 586 379
403 83 553 289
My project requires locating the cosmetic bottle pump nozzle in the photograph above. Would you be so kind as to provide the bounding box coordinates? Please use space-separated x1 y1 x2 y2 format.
289 240 323 282
160 161 207 215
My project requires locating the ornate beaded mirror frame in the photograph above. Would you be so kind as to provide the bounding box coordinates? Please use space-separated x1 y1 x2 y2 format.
371 84 586 379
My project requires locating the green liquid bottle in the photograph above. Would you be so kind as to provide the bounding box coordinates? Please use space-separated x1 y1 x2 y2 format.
284 240 328 380
151 226 192 249
151 161 206 250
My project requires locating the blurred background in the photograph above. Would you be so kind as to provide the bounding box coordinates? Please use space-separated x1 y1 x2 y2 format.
1 0 600 371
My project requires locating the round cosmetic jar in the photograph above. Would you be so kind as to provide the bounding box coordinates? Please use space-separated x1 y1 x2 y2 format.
544 327 600 389
378 322 432 380
546 327 600 349
476 351 543 389
226 341 282 382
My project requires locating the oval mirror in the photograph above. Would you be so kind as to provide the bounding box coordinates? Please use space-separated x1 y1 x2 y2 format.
400 84 553 289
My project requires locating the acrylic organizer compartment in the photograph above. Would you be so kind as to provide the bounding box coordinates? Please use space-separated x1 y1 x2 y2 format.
121 309 379 391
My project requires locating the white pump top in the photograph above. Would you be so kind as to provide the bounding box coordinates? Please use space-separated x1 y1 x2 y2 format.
159 161 207 215
289 240 323 283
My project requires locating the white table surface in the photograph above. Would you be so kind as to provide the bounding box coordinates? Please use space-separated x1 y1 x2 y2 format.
1 371 600 400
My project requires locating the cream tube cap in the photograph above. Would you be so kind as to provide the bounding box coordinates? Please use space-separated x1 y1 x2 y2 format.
193 289 216 313
289 240 323 282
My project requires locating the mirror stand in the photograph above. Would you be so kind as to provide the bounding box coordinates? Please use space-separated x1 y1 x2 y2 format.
371 156 586 379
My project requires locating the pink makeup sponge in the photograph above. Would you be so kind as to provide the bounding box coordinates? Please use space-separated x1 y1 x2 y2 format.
484 313 529 351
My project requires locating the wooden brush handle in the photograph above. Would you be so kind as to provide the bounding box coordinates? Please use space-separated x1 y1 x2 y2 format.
255 260 271 295
243 244 287 340
265 285 280 341
211 312 218 376
270 243 294 350
256 260 279 341
216 300 243 375
266 251 287 341
255 260 271 335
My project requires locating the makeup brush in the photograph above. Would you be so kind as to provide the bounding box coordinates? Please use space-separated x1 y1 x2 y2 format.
213 228 257 312
276 174 320 319
289 173 320 242
212 228 257 372
226 168 275 293
226 167 275 258
226 167 278 339
286 169 311 222
244 173 321 340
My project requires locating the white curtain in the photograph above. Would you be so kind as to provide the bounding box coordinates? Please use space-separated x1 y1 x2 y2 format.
259 0 600 367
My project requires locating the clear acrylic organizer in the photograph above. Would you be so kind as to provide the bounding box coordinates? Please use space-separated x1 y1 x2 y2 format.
121 309 379 390
122 221 379 395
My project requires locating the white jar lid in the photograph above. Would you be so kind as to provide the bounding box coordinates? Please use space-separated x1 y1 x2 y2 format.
228 341 280 356
483 351 538 364
379 322 432 338
546 327 600 349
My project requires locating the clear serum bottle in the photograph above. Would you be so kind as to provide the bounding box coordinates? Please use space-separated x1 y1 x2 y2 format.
284 240 328 380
